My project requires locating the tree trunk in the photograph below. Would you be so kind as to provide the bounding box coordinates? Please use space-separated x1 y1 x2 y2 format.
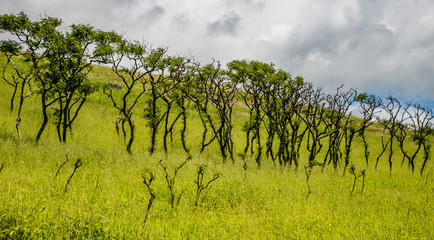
36 91 49 143
126 116 134 154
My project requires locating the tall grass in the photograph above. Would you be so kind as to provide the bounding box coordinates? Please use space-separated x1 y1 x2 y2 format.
0 55 432 239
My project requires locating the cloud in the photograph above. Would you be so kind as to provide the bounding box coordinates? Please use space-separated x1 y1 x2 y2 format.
1 0 433 103
207 11 242 36
140 5 166 26
259 0 434 101
223 0 266 10
170 11 192 31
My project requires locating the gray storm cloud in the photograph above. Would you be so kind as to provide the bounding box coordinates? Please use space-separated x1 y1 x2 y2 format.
206 12 242 36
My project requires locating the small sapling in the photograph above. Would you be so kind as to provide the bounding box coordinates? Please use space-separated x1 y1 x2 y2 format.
54 153 70 180
159 156 191 209
238 153 248 179
64 158 82 193
304 160 324 200
142 170 156 228
348 163 366 197
194 164 220 208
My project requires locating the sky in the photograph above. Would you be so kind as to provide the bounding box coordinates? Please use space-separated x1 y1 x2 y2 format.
1 0 433 107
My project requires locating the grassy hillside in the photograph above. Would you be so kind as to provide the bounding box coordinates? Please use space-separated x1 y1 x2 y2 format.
0 54 433 239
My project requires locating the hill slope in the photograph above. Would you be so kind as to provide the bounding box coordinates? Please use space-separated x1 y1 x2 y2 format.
0 54 432 239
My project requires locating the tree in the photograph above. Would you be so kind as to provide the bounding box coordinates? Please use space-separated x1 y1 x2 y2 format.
410 105 433 175
375 96 403 174
158 56 195 155
0 13 104 143
323 86 357 171
208 63 237 162
296 84 334 165
185 62 215 153
259 68 281 162
285 78 308 168
228 60 275 167
97 35 149 154
172 67 195 153
142 47 172 154
354 93 382 166
0 40 35 140
193 61 237 162
397 104 433 174
260 69 305 167
47 24 100 142
0 12 62 142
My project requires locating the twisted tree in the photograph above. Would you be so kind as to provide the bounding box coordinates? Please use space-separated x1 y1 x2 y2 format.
194 61 237 162
376 96 403 174
142 47 169 154
185 61 215 153
0 40 35 140
0 13 104 143
159 57 194 154
48 24 101 142
323 86 357 170
354 93 382 166
297 84 335 165
228 60 275 166
397 104 433 174
97 35 150 154
0 12 62 142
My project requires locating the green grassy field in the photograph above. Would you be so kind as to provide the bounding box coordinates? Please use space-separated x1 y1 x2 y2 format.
0 55 433 239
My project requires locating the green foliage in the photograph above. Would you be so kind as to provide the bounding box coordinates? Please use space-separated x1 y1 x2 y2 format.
0 12 116 143
0 40 22 55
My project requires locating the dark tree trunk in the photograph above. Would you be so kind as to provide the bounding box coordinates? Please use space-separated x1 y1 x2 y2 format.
126 116 134 154
36 91 49 143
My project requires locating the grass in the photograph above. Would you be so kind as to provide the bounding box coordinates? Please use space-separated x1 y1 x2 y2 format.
0 55 433 239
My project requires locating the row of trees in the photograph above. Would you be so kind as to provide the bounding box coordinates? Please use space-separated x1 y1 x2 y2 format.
1 13 432 174
0 12 103 143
